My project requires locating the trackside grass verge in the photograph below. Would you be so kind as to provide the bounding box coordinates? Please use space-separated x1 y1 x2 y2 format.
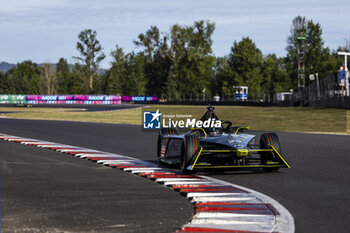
0 105 349 134
0 107 142 125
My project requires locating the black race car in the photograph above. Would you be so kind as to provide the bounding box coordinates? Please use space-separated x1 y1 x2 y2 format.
157 105 290 174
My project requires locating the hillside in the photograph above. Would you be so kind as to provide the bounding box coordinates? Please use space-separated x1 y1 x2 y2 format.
0 61 105 74
0 62 16 72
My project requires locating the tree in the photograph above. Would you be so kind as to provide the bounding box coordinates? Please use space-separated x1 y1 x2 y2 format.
165 21 215 98
56 58 77 94
261 54 290 97
102 46 127 95
285 16 307 88
305 20 325 77
126 52 146 95
134 20 216 99
341 37 350 52
41 63 57 94
228 37 264 98
103 46 146 95
4 61 42 94
0 70 5 93
134 25 170 96
1 69 16 94
71 63 90 94
182 20 215 97
212 56 230 97
286 16 338 89
333 38 350 70
74 29 105 93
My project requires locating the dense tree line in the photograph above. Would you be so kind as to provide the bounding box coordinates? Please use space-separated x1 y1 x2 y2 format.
0 17 346 100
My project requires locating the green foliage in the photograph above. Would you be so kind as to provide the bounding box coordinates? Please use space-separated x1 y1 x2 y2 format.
101 46 125 95
0 18 344 98
286 16 340 89
2 61 42 94
212 56 229 96
56 58 79 94
230 37 263 96
134 20 215 99
75 29 105 93
262 54 290 95
167 21 215 98
215 37 264 98
100 46 146 95
215 37 293 99
41 63 57 95
134 26 170 96
0 70 5 93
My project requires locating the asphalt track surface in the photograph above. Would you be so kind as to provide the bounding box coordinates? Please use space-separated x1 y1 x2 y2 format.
0 119 192 233
0 118 349 233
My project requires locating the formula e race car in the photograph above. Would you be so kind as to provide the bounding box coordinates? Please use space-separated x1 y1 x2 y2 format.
157 105 290 174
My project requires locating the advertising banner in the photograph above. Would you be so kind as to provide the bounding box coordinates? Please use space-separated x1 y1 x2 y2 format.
26 95 121 104
121 96 158 102
0 95 159 104
0 95 121 105
0 95 27 104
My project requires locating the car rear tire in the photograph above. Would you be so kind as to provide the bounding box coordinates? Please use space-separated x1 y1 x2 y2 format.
180 132 199 174
259 133 281 171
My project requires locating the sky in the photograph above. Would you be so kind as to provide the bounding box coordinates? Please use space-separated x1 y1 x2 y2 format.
0 0 349 68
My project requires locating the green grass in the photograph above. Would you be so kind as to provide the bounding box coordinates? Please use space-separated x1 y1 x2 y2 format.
147 105 349 133
0 107 82 112
1 106 143 125
1 105 349 134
